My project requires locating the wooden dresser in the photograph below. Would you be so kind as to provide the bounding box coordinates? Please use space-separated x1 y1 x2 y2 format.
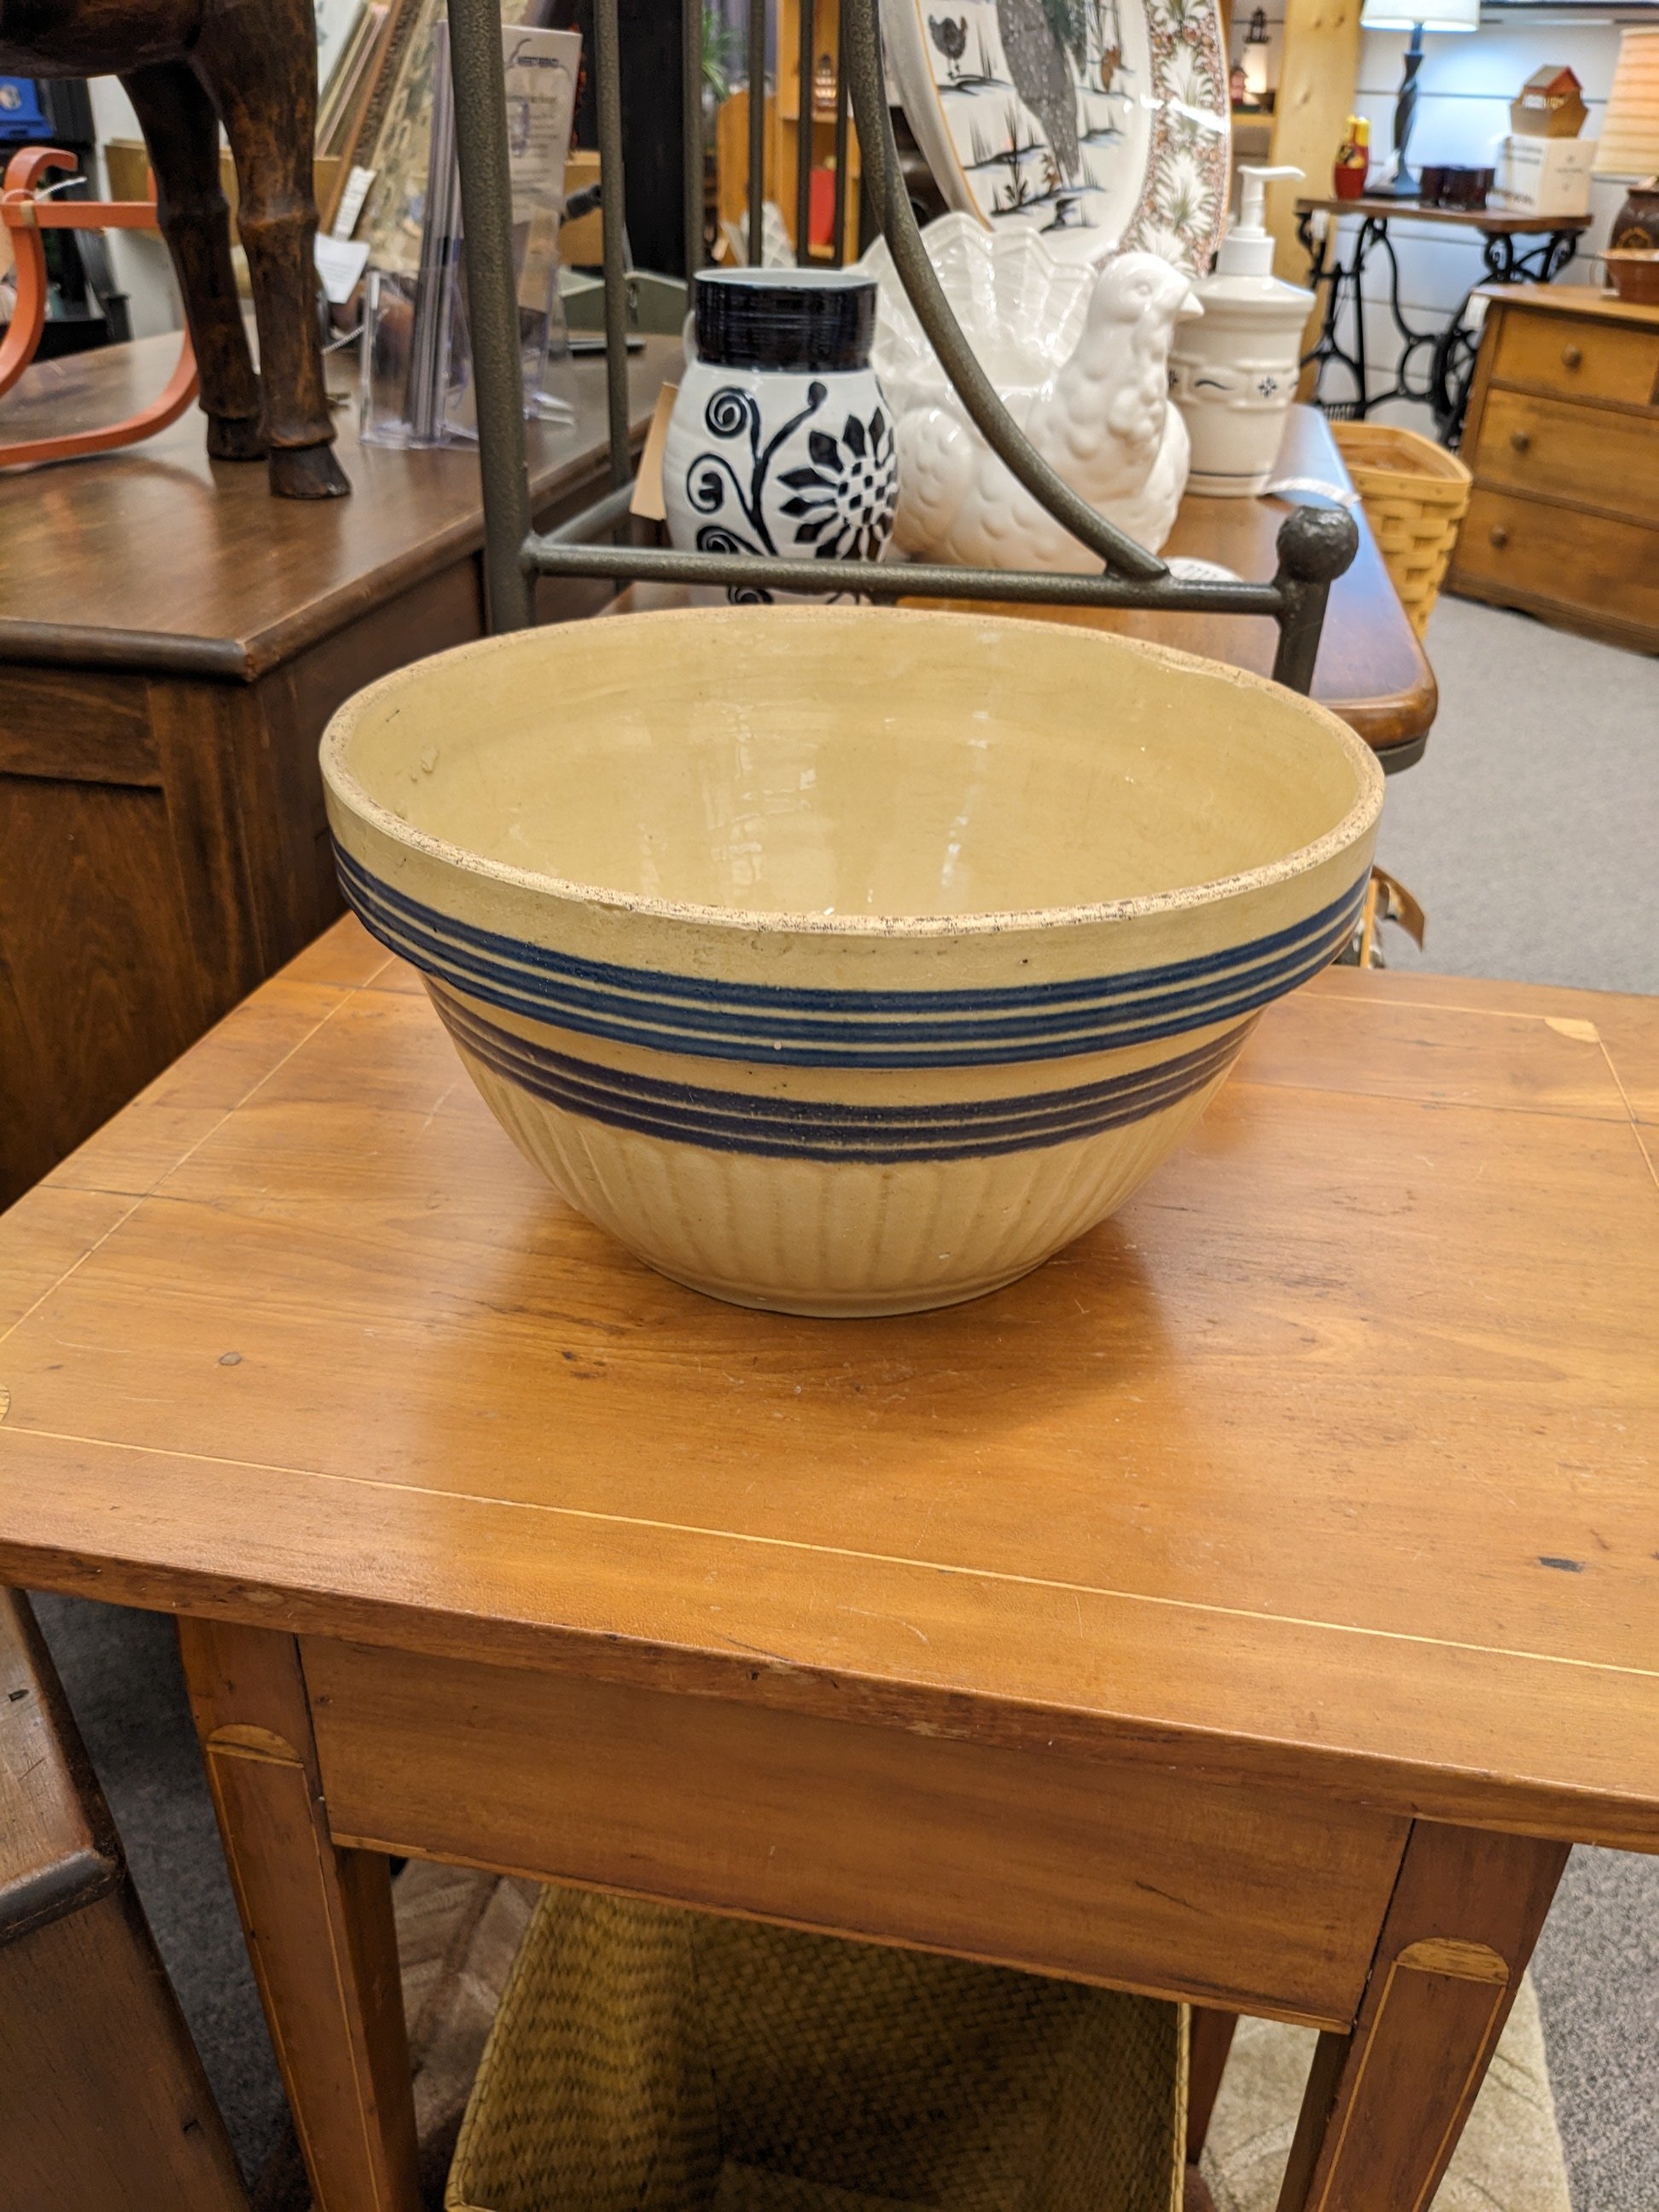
1448 284 1659 653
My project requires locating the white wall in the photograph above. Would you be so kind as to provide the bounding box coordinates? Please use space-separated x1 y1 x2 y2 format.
1314 8 1640 422
86 76 183 339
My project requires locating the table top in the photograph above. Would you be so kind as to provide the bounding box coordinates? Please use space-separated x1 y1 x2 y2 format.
1473 282 1659 329
904 408 1436 761
1 919 1654 1848
0 333 678 680
1297 196 1592 235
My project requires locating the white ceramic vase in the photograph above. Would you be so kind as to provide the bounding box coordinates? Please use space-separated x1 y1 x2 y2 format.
662 266 898 604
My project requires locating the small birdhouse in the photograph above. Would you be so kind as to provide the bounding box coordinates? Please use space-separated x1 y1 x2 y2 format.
1510 66 1588 139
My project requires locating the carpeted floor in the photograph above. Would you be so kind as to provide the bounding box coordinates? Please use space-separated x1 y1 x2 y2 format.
21 591 1659 2209
1375 594 1659 998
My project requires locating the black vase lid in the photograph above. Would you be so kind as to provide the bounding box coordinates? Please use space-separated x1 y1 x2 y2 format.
694 267 876 374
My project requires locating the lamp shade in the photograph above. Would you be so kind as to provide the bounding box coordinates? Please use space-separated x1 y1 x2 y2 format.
1594 26 1659 178
1359 0 1478 28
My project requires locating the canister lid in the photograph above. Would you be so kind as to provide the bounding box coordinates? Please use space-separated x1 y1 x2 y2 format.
695 268 876 373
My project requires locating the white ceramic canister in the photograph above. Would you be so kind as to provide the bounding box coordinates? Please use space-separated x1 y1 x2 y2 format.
662 265 898 602
1168 166 1317 498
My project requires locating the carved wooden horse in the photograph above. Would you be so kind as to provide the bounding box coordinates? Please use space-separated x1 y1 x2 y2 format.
0 0 349 496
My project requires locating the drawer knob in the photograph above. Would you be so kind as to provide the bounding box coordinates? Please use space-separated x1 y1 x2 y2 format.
1509 429 1532 453
1561 344 1582 369
1489 524 1510 550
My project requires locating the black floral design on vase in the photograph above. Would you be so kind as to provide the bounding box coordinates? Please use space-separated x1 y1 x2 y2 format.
683 378 896 603
777 409 899 561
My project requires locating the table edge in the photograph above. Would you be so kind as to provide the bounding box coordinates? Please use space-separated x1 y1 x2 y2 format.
1295 199 1593 234
4 1530 1656 1854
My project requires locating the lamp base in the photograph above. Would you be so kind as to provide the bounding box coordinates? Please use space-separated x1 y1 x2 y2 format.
1388 26 1427 208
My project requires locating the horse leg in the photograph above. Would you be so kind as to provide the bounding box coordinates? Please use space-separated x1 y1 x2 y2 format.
189 0 350 498
119 61 265 462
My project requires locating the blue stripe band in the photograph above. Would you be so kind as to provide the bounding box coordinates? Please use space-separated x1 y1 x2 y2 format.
336 844 1363 1069
434 988 1252 1164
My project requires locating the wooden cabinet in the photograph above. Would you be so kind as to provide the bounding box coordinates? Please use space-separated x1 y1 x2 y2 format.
1 1591 247 2210
1448 284 1659 653
0 335 672 1210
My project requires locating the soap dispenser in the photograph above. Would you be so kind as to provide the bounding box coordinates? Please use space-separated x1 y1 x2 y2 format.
1168 166 1316 498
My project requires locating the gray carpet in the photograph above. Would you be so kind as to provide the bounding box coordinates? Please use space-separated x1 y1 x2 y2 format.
1376 593 1659 996
21 593 1659 2208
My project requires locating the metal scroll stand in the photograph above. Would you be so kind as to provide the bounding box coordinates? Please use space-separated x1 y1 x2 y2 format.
445 0 1357 695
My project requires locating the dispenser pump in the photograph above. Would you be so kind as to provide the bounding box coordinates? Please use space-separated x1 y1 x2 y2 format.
1215 166 1303 278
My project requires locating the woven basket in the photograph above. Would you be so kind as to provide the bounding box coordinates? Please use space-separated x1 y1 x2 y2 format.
1330 421 1472 638
446 1888 1186 2212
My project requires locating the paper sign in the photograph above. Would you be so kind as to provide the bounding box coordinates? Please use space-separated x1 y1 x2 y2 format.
332 164 375 241
314 231 370 306
630 383 677 523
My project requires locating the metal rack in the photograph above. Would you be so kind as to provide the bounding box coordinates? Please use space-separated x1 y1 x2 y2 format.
445 0 1358 694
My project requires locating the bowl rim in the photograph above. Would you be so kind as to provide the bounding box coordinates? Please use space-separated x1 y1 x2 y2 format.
321 607 1385 940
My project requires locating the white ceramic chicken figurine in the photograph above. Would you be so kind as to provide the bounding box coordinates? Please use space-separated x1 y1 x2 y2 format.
861 214 1202 570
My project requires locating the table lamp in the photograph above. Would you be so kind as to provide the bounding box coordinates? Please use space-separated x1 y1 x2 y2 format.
1359 0 1481 201
1595 26 1659 176
1593 26 1659 247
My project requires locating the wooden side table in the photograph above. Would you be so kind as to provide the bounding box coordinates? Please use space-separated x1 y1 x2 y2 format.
1448 284 1659 654
0 333 675 1209
0 922 1653 2212
1295 197 1590 440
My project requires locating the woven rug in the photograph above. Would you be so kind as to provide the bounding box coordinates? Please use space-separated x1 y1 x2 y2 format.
258 1863 1573 2212
1198 1982 1571 2212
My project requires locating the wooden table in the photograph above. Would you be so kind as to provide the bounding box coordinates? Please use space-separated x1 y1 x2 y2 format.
905 406 1436 770
0 331 675 1209
2 918 1653 2212
1294 197 1591 439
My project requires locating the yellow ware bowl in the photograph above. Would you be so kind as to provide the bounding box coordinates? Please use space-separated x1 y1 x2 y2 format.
322 608 1382 1317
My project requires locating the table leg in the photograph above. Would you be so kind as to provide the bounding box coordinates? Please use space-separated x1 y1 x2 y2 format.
1186 2005 1239 2163
1184 2005 1239 2212
178 1620 422 2212
1274 1822 1568 2212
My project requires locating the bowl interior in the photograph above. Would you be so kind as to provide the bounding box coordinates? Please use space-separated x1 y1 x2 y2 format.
332 609 1373 923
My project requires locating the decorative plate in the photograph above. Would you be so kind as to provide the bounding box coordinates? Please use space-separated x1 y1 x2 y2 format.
885 0 1229 270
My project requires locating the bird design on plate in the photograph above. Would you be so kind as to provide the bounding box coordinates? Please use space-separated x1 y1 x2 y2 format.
887 0 1226 269
928 15 969 65
995 0 1086 183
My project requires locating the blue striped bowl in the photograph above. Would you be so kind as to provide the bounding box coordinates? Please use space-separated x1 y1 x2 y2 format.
322 608 1382 1315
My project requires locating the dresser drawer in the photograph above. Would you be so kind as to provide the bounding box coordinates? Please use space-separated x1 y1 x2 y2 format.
305 1637 1409 2029
1475 388 1659 527
1490 310 1659 410
1452 486 1659 634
